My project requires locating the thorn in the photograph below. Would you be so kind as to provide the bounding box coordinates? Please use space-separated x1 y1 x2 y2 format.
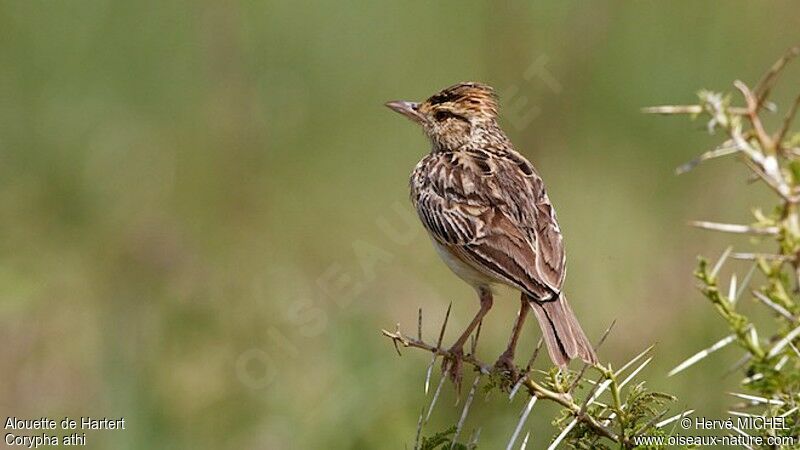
579 375 607 413
656 410 695 428
596 319 617 349
450 375 481 450
508 375 528 402
753 45 800 106
619 357 653 388
741 373 764 385
752 291 797 322
633 409 669 436
547 419 577 450
519 431 530 450
675 143 739 175
731 252 788 261
425 303 453 395
470 320 483 356
425 368 448 422
710 246 733 278
690 222 778 236
728 392 785 406
723 353 751 379
437 302 453 349
389 326 403 356
734 263 757 301
506 396 537 450
569 320 616 393
424 354 436 395
728 410 762 419
728 274 737 304
774 92 800 146
641 104 747 115
731 425 755 440
525 338 544 371
509 338 544 401
418 308 423 341
767 323 800 358
668 334 736 377
467 427 481 448
413 405 425 450
729 432 755 450
617 344 655 377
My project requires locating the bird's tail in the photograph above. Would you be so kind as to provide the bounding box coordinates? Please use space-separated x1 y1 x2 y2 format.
527 293 598 367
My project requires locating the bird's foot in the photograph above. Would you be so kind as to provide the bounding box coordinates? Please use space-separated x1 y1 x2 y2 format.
442 346 465 389
493 351 519 378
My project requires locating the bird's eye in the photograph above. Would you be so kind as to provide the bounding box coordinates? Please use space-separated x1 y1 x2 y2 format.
434 110 456 121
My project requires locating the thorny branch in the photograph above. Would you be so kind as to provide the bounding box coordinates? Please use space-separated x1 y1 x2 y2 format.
646 46 800 205
382 326 617 441
382 310 678 449
650 44 800 447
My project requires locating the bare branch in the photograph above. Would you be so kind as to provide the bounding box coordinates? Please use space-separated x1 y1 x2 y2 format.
383 329 491 373
734 80 775 152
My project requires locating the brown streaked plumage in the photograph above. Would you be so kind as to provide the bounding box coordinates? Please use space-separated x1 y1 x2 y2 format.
386 82 597 377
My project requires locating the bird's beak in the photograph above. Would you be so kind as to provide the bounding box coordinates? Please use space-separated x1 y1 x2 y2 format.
384 100 424 124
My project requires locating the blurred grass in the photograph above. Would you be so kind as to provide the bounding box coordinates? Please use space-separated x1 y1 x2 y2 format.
0 1 798 448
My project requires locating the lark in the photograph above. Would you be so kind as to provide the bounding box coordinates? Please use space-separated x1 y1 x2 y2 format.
386 82 597 379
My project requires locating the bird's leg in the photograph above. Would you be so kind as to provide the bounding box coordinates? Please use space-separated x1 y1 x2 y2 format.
444 287 493 385
494 295 530 374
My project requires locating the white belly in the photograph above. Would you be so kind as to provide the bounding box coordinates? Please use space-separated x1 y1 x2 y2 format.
431 239 496 289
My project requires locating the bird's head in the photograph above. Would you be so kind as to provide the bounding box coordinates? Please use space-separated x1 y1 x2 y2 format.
385 82 500 151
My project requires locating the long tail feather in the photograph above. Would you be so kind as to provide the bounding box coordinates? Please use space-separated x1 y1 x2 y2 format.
528 293 597 367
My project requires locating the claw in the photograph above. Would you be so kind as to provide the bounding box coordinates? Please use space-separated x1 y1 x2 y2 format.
443 346 465 389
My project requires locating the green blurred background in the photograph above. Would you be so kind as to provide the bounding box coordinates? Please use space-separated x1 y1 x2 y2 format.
1 1 799 448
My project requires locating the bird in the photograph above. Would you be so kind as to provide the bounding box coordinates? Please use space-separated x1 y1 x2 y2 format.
385 82 597 380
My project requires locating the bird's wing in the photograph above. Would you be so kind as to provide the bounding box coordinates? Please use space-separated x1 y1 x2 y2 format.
411 149 566 299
